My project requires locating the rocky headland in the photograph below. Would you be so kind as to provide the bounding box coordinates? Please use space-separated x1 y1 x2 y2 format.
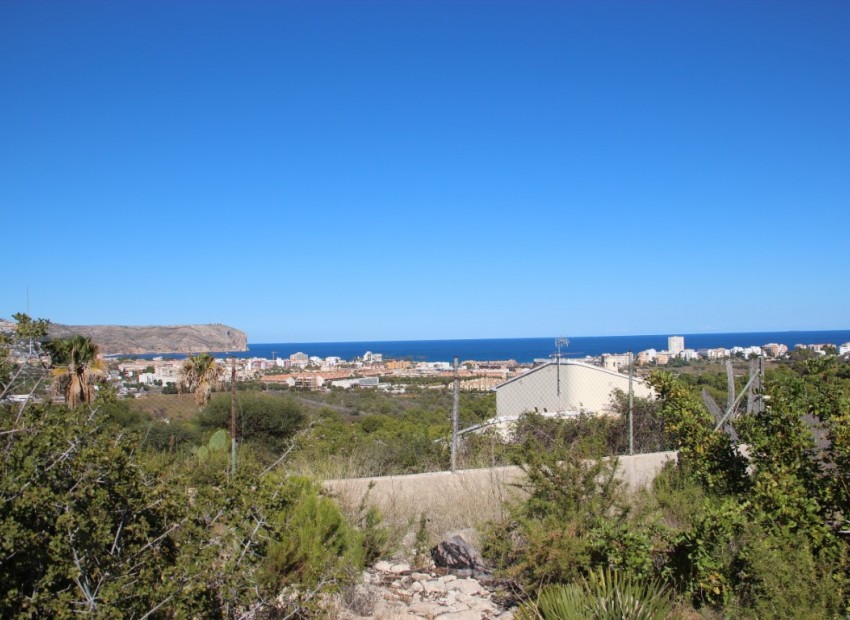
46 323 248 355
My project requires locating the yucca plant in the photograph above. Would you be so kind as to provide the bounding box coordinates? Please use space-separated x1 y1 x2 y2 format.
515 583 587 620
517 568 673 620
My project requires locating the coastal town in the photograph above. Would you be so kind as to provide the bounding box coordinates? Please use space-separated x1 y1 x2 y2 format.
111 335 850 398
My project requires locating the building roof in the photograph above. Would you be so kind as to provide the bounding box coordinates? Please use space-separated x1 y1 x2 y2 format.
493 360 641 391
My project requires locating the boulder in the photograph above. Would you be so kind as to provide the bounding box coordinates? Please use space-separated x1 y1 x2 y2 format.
430 534 485 571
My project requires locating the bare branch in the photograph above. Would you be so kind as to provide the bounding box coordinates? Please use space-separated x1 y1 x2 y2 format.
138 594 174 620
260 423 315 477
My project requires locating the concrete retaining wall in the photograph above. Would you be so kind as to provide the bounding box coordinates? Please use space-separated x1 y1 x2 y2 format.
323 451 678 538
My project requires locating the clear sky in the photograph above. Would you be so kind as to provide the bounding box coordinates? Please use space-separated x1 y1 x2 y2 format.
2 1 848 342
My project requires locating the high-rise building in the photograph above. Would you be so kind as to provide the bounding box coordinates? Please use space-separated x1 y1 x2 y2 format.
668 336 685 355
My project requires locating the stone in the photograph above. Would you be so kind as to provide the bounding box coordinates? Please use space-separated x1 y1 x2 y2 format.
390 562 412 574
446 578 481 596
423 580 445 595
374 560 393 572
467 598 496 612
337 564 515 620
373 598 419 620
431 535 485 571
411 600 445 616
435 611 485 620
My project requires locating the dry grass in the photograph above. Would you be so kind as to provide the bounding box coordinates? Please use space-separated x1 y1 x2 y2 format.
324 465 524 555
128 393 200 421
322 451 677 559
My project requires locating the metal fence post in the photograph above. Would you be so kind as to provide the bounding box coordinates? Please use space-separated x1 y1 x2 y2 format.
230 356 237 478
629 351 635 454
451 356 459 472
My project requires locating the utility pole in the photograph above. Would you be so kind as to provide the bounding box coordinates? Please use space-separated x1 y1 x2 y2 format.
629 351 635 454
230 357 237 478
555 338 569 412
451 356 459 472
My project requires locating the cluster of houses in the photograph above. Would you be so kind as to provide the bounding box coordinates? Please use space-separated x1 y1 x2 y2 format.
114 350 519 395
112 338 850 419
628 336 850 366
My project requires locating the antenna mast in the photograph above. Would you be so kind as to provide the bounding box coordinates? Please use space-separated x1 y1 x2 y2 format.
555 337 569 412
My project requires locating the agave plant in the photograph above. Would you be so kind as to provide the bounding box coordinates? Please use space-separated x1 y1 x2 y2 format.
517 568 673 620
49 335 107 408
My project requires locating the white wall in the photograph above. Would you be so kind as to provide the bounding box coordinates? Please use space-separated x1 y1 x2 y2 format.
495 361 653 417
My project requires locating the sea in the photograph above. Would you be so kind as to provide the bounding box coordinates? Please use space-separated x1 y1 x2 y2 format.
128 330 850 364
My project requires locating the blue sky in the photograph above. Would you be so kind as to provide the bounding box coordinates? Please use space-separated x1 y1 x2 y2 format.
2 1 848 342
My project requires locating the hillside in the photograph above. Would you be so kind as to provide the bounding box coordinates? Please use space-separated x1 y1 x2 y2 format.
45 323 248 355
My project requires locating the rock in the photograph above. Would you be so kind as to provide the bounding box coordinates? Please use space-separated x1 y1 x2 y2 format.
411 599 445 616
423 580 445 595
435 611 485 620
466 597 496 612
446 578 481 596
373 598 419 619
431 535 485 571
48 323 248 355
336 562 514 620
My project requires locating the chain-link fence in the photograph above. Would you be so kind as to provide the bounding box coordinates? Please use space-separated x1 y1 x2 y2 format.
450 356 669 469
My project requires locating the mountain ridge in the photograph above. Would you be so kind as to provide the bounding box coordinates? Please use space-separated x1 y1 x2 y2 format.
45 323 248 355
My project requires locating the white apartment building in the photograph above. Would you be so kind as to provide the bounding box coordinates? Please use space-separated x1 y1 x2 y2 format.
704 348 730 360
761 343 789 358
154 362 182 385
668 336 685 356
636 349 657 365
289 352 309 366
732 346 762 358
680 349 700 361
601 352 633 371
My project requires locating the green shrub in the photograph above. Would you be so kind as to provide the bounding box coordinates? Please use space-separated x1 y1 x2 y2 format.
665 497 749 608
483 437 634 589
199 392 306 453
649 372 749 494
260 476 365 590
734 527 847 619
0 402 368 618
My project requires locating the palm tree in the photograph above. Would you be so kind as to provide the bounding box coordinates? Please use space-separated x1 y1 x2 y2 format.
180 353 222 406
49 336 106 408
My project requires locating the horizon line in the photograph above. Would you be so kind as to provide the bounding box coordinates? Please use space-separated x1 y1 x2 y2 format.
247 327 850 346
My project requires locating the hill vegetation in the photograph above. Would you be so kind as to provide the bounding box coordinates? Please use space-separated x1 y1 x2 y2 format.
3 312 850 618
